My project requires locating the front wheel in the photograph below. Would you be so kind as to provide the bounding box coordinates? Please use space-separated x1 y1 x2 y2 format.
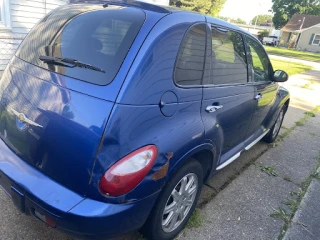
264 107 285 143
140 159 203 240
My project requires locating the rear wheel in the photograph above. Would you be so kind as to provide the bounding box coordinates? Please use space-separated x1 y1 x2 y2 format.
141 159 203 240
264 107 285 143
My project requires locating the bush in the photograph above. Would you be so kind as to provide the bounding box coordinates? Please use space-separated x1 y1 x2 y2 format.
258 30 270 41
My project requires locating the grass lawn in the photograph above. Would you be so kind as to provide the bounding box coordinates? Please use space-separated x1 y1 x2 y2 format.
270 58 313 76
265 46 320 62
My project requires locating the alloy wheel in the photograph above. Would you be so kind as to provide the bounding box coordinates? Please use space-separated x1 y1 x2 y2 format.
273 110 284 138
161 173 198 233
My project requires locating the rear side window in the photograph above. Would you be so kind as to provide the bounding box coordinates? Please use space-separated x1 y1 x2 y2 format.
174 24 206 86
16 7 145 85
208 27 248 85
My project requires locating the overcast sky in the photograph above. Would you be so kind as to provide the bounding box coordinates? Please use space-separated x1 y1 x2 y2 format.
219 0 273 23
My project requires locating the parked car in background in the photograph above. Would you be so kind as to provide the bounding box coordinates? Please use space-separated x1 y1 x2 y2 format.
0 1 290 240
263 36 280 46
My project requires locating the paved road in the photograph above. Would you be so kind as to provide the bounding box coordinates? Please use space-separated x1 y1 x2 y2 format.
0 57 319 240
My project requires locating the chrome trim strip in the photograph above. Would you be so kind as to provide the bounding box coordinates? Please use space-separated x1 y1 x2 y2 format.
216 129 270 171
245 129 270 151
9 107 43 128
216 152 241 170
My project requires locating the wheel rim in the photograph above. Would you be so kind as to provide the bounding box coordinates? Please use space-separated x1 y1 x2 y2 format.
273 110 284 138
162 173 198 233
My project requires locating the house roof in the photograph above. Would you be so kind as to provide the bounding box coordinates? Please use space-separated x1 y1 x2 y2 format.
282 14 320 32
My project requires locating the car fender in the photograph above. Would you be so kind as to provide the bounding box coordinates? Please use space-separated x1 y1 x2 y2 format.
168 141 218 182
266 85 290 129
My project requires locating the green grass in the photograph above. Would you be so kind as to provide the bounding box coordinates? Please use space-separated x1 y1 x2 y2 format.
185 208 204 229
283 176 293 183
301 83 311 89
265 46 320 62
260 165 278 176
270 58 313 76
305 111 316 117
271 151 320 240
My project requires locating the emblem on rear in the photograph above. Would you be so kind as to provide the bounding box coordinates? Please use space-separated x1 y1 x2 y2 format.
18 113 26 123
8 107 43 131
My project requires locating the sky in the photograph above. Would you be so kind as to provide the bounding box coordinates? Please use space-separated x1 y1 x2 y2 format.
219 0 273 23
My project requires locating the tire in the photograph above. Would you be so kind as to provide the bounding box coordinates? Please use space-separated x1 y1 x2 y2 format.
140 159 203 240
263 107 286 143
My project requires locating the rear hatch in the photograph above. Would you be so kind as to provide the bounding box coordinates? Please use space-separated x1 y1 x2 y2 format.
0 4 145 195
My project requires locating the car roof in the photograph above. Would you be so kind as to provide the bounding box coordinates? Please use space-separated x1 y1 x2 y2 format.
69 0 252 36
69 0 172 13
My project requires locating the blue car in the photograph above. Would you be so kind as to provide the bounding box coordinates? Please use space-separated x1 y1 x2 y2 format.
0 1 290 239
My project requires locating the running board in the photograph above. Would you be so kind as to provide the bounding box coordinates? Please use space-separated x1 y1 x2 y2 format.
216 152 241 170
216 129 270 170
245 129 270 151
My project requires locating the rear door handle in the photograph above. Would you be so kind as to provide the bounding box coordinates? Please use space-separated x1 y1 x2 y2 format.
255 93 262 100
206 105 223 113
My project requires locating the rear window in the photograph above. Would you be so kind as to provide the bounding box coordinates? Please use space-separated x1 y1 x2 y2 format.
16 6 145 85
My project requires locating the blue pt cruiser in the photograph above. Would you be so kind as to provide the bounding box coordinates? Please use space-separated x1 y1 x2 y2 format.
0 1 290 239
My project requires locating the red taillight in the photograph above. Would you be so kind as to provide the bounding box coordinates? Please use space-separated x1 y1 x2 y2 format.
99 145 158 197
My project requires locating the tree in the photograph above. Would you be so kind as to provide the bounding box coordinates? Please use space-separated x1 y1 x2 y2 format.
170 0 227 17
218 16 247 24
271 0 320 29
218 16 229 21
251 14 273 26
258 30 270 41
233 18 246 24
179 0 212 14
210 0 227 17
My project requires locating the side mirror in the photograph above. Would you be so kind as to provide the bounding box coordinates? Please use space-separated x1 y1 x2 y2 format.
273 70 288 82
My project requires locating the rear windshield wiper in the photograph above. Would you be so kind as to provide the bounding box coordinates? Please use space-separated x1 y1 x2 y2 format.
39 56 105 73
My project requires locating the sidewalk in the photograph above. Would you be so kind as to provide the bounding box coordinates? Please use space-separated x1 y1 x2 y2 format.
180 61 320 240
181 104 320 240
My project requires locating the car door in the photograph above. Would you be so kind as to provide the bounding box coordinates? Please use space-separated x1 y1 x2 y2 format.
244 36 278 139
201 24 256 166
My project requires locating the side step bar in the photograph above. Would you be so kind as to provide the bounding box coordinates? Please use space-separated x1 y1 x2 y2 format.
216 129 270 170
245 129 270 151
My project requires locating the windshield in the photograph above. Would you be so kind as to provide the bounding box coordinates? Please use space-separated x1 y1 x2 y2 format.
16 6 145 85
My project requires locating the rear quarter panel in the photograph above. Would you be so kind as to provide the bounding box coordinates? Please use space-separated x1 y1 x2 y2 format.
87 12 216 203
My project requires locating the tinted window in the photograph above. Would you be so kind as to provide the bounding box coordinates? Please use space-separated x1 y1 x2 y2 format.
16 7 145 85
208 27 247 85
174 24 206 86
246 37 272 82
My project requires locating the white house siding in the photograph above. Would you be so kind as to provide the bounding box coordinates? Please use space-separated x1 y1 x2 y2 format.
0 0 67 77
297 25 320 52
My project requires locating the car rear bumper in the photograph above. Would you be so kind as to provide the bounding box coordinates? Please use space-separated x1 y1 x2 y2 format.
0 138 159 239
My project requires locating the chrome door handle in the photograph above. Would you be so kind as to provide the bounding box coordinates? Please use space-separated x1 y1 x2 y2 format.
206 105 223 113
255 93 262 100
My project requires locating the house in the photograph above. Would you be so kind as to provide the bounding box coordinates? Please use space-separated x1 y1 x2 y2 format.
234 23 281 39
279 14 320 52
0 0 169 78
0 0 68 77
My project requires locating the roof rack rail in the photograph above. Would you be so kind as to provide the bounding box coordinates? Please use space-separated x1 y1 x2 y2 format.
69 0 171 13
